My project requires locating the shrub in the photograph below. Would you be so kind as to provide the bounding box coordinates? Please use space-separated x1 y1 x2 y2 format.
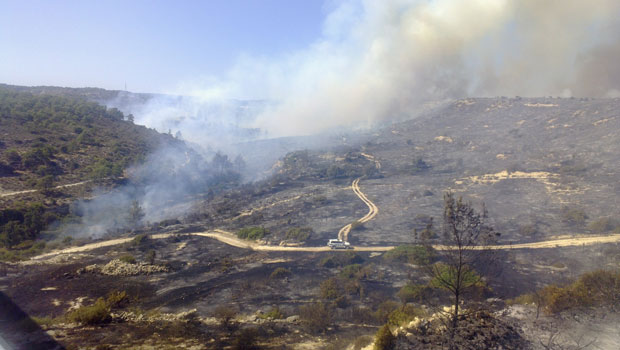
383 245 434 265
320 277 343 300
299 302 333 333
352 335 373 350
237 226 269 240
119 254 136 264
269 267 291 280
373 300 400 324
518 224 538 237
588 217 616 233
340 264 363 279
561 206 587 226
397 283 431 303
131 233 149 246
214 305 238 328
232 328 260 350
374 324 395 350
285 227 312 241
145 249 156 264
387 305 425 327
258 307 284 320
319 252 364 268
106 290 129 309
67 298 110 325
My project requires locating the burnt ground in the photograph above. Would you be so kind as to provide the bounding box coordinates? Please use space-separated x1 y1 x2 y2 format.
1 97 620 349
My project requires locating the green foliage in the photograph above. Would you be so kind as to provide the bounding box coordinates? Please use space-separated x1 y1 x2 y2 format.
237 226 269 240
374 324 395 350
340 264 363 279
320 277 343 300
429 263 484 293
131 233 148 246
269 267 291 280
387 304 425 327
352 335 374 350
299 302 333 333
89 158 123 180
258 307 284 320
383 245 434 265
119 254 136 264
106 290 130 309
397 283 431 303
285 227 313 241
67 298 110 325
561 206 588 226
6 149 21 165
0 203 46 248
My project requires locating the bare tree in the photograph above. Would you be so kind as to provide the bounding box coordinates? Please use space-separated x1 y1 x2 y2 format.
425 192 499 349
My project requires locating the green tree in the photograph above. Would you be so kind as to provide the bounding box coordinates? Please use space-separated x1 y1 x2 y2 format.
127 200 145 226
425 192 498 349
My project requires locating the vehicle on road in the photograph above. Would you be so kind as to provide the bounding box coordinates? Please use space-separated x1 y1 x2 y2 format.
327 239 352 249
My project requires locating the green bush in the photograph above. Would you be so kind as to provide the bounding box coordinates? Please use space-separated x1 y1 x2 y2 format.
67 298 110 325
374 324 395 350
387 304 425 327
269 267 291 280
320 277 343 300
397 283 431 303
285 227 312 241
383 245 434 265
258 307 284 320
119 254 136 264
350 220 364 231
237 226 269 240
340 264 363 279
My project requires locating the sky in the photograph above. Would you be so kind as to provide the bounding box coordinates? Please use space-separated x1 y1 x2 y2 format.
0 0 327 93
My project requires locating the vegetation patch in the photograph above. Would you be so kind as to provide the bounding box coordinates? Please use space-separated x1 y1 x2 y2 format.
383 245 434 265
237 226 269 240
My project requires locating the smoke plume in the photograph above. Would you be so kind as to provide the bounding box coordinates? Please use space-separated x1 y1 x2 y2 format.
132 0 620 140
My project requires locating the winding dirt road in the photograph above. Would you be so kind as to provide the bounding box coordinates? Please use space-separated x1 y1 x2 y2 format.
29 174 620 261
338 178 379 241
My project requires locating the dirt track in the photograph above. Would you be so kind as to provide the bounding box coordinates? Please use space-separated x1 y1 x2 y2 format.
0 180 93 198
24 169 620 260
338 178 379 241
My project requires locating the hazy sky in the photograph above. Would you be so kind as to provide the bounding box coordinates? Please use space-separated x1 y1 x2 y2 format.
0 0 327 92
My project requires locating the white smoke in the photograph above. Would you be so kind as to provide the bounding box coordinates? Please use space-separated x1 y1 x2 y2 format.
125 0 620 141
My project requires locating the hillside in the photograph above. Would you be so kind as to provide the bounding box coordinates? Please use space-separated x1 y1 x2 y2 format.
0 88 181 196
1 96 620 349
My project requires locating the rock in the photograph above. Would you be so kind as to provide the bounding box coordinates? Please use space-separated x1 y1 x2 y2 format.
286 315 300 323
77 259 170 276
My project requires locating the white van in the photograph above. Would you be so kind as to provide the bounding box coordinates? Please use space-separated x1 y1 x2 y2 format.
327 239 352 249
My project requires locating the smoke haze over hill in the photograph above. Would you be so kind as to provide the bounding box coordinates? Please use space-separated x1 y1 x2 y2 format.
132 0 620 140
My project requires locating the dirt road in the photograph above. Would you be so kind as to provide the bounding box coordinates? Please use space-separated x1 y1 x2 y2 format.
0 180 93 198
338 178 379 241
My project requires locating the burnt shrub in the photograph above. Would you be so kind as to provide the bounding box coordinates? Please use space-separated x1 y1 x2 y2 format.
269 267 291 280
561 206 587 226
299 302 333 334
374 324 395 350
588 217 617 233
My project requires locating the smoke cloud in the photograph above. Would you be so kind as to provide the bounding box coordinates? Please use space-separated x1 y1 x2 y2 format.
130 0 620 140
